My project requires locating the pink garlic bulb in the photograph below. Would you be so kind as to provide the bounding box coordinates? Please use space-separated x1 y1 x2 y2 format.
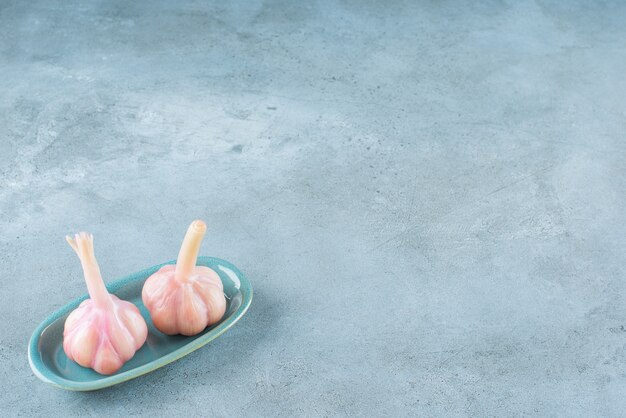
142 220 226 336
63 232 148 375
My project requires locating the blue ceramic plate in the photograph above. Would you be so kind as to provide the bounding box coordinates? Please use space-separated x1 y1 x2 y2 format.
28 256 253 391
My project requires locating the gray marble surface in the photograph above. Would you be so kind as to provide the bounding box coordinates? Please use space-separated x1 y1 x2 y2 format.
1 0 625 416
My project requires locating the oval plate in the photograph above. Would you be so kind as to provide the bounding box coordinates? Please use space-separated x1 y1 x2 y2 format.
28 256 253 391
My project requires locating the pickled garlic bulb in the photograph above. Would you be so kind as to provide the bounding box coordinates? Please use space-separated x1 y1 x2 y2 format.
142 220 226 336
63 233 147 375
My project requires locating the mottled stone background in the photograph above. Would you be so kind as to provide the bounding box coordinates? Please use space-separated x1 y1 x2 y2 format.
1 0 625 416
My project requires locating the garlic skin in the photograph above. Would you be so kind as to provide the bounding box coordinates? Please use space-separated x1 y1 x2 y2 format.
142 220 226 336
63 233 147 375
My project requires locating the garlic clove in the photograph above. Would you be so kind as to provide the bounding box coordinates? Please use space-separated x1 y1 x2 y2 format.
92 340 123 376
177 286 209 336
69 324 99 367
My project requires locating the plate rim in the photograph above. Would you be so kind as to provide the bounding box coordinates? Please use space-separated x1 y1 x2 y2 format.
28 256 253 391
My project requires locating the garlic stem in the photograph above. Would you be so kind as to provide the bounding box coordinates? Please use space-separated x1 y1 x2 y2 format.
175 220 207 283
66 232 111 308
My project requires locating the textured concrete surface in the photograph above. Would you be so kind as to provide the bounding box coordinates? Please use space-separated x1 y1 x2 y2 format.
1 0 625 416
